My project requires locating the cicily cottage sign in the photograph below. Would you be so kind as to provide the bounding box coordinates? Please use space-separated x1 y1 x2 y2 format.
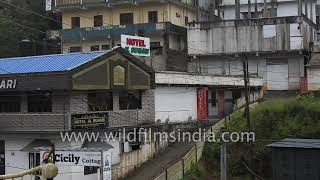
121 34 150 57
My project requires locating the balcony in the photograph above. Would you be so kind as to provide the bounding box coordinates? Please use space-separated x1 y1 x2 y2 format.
0 113 69 132
54 0 197 10
188 16 318 55
47 22 186 41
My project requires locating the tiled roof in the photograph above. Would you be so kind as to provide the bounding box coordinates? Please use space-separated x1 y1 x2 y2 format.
0 51 108 74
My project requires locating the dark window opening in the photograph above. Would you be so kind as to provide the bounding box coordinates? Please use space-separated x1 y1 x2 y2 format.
120 13 133 25
88 92 113 111
94 15 103 27
84 166 99 175
232 90 242 104
131 144 141 151
27 93 52 112
70 46 82 53
0 95 20 113
90 45 100 51
101 45 110 50
71 17 80 29
0 141 4 175
211 90 216 107
185 16 188 26
119 92 142 110
150 42 161 49
148 11 158 23
29 153 40 175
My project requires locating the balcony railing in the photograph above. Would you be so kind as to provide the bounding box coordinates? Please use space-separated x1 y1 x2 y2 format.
47 22 186 41
0 113 69 132
54 0 197 9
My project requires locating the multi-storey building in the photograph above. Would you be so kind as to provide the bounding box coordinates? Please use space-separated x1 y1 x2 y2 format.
188 0 318 92
46 0 211 71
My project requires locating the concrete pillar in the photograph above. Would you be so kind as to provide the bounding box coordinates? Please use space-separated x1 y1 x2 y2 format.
248 0 252 18
298 0 302 16
235 0 240 19
305 0 308 17
217 90 225 117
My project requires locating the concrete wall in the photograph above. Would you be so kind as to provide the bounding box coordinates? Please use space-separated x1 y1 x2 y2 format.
307 67 320 90
154 86 197 123
188 18 315 55
189 55 304 90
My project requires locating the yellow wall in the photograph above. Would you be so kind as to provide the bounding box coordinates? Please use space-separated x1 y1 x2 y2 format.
62 3 197 29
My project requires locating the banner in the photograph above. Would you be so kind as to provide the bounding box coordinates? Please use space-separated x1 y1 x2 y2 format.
102 150 112 180
121 35 150 57
40 151 101 166
197 88 208 120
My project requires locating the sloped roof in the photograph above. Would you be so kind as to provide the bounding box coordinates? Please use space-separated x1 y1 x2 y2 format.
0 50 108 74
267 138 320 149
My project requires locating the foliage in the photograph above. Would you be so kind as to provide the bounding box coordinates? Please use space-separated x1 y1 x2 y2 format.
0 0 60 57
181 163 204 180
202 94 320 178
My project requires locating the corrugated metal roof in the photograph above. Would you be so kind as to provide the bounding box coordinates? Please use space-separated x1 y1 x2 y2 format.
0 51 108 75
267 138 320 149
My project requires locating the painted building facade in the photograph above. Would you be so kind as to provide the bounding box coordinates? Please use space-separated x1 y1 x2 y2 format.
47 0 212 72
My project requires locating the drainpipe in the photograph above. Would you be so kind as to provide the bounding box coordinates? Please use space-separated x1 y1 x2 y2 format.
248 0 252 18
298 0 302 16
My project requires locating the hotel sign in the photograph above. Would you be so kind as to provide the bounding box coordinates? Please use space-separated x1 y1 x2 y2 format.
197 88 208 120
0 79 17 89
71 112 108 130
121 35 150 57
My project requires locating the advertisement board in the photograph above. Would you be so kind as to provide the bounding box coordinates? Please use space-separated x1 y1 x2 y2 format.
121 35 150 57
40 151 101 167
71 112 108 130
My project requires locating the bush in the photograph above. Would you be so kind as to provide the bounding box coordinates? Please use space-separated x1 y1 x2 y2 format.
181 163 204 180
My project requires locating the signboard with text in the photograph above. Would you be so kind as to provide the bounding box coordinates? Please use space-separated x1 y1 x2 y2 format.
197 88 208 120
40 151 101 166
71 112 108 130
121 35 150 57
102 150 112 180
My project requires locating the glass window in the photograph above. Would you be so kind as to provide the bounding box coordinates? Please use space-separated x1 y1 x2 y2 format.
70 46 82 53
88 92 113 111
90 45 100 51
120 13 133 25
29 152 40 169
94 15 103 27
71 17 80 29
119 92 142 110
27 93 52 112
148 11 158 23
0 95 20 113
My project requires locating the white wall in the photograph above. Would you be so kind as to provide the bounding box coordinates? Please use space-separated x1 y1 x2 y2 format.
307 67 320 91
155 86 197 123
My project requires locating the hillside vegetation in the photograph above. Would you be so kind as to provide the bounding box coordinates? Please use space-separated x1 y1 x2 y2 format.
201 94 320 179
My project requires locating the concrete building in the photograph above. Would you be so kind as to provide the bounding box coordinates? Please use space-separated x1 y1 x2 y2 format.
0 47 263 179
188 0 318 91
46 0 212 72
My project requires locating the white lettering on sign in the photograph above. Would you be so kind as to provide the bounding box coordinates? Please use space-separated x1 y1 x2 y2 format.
0 79 17 89
121 34 150 57
103 150 112 180
40 151 101 166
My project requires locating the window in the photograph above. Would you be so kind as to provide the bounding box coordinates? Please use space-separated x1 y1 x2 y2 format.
211 90 216 107
29 152 40 169
120 13 133 25
94 15 103 27
71 17 80 29
27 93 52 112
84 166 99 175
0 95 20 113
185 16 188 26
90 45 100 51
148 11 158 23
150 42 161 49
88 92 113 111
70 46 82 53
101 44 110 50
119 91 142 110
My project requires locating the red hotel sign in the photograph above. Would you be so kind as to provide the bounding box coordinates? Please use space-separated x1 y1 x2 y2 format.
197 88 208 120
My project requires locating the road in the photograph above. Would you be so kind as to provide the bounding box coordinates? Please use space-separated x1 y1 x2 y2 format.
124 142 195 180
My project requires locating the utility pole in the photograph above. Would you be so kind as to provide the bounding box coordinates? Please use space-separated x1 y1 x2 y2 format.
220 128 227 180
242 54 254 180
